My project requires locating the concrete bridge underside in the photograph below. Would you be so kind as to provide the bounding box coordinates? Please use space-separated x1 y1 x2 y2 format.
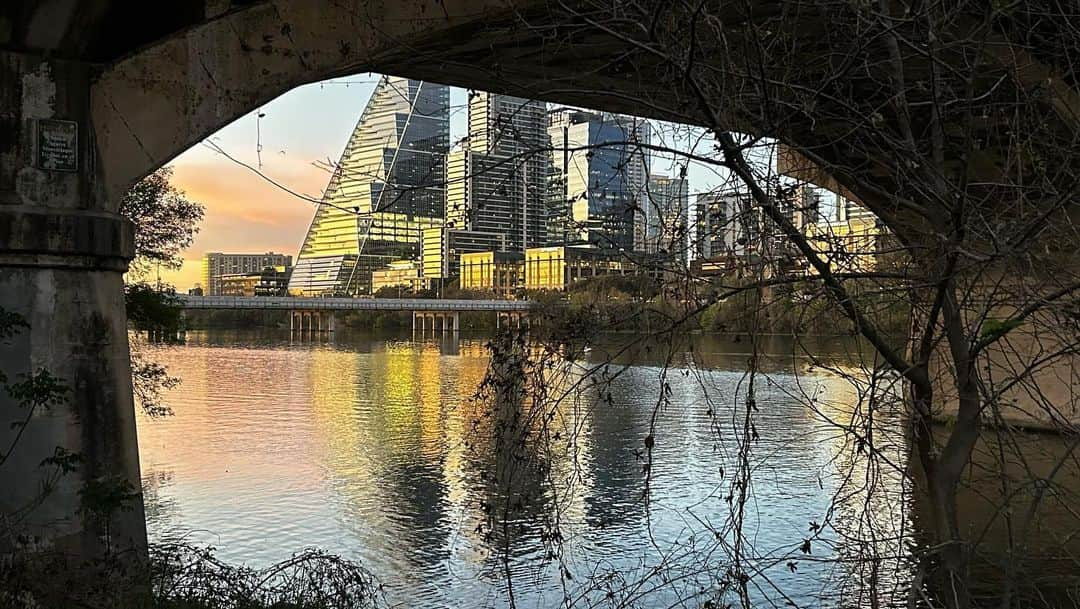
1 1 1077 561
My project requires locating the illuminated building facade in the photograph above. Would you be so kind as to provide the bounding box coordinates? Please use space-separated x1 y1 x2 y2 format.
371 260 431 293
523 246 649 291
421 227 507 280
288 76 449 296
459 251 524 296
218 265 291 297
546 109 651 251
202 252 292 296
802 187 882 272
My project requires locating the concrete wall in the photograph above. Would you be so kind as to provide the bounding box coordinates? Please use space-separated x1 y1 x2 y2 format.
0 53 145 557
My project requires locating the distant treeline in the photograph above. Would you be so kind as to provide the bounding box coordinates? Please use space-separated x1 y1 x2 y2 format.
180 276 908 338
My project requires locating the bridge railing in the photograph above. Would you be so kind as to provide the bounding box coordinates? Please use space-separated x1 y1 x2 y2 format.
174 295 535 312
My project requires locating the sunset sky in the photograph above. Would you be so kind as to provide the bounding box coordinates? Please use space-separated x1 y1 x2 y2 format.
159 73 722 291
161 75 395 289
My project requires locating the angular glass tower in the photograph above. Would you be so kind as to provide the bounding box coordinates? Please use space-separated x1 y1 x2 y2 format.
288 76 449 296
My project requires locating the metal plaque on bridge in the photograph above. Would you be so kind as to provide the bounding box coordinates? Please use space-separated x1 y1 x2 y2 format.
37 119 78 172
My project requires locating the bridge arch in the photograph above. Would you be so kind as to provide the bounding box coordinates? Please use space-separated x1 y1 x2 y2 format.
2 0 1078 569
88 0 1080 241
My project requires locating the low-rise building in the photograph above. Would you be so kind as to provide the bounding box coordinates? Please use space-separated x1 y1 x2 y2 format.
202 252 293 296
459 251 524 296
524 245 646 290
804 211 883 273
219 266 291 297
422 227 508 280
371 260 431 293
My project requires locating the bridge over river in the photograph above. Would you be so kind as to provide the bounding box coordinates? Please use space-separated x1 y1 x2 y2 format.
175 295 534 333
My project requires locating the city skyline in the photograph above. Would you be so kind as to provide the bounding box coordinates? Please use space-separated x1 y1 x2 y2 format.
157 73 734 291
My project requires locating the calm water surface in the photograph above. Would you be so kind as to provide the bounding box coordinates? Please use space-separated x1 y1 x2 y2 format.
135 330 1078 607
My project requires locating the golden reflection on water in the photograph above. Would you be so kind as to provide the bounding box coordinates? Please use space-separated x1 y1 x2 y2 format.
134 331 1080 607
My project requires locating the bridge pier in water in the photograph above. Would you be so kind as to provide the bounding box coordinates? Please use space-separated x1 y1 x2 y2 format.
290 310 336 336
412 311 460 336
496 312 528 330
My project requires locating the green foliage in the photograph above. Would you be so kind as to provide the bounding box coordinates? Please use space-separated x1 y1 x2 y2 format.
126 282 182 332
699 291 765 334
182 309 287 329
567 274 660 302
697 279 910 337
0 309 29 341
373 285 438 299
458 311 496 330
5 368 68 411
2 368 70 466
0 308 82 550
131 349 180 418
980 317 1024 340
78 476 141 522
120 167 205 274
39 446 83 475
340 310 409 331
442 287 501 300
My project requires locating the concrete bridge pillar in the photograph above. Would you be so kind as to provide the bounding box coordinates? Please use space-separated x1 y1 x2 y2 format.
0 54 146 559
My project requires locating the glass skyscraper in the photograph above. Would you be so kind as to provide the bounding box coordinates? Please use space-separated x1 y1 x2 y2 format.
546 109 651 251
445 92 548 253
645 175 689 257
289 76 449 296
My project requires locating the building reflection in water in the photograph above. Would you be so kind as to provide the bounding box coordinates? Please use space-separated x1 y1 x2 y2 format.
136 330 1080 607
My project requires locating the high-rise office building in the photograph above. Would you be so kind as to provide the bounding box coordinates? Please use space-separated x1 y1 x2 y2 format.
645 175 689 258
202 252 292 296
546 109 651 250
445 92 548 252
288 76 449 296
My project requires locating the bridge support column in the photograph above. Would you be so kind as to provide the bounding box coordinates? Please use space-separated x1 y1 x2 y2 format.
0 55 146 562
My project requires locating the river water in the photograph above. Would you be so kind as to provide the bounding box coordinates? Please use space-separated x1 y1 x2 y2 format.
135 330 1080 608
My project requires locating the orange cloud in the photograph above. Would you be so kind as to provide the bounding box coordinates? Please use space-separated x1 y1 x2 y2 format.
156 151 334 290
